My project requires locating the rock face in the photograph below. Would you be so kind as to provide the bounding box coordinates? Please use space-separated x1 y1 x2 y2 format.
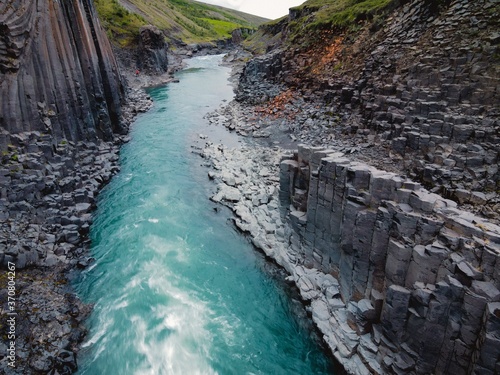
279 145 500 374
215 0 500 372
237 0 500 215
236 50 285 104
0 136 123 374
344 0 500 200
200 132 500 374
231 28 256 45
0 87 152 374
0 0 126 149
0 0 136 373
137 25 169 74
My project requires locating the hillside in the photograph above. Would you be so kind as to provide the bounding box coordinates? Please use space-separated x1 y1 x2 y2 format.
239 0 499 210
243 0 398 53
232 1 500 374
93 0 269 47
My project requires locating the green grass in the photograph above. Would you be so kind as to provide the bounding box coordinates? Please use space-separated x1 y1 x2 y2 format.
94 0 147 47
305 0 394 30
244 0 395 51
93 0 268 46
204 19 242 37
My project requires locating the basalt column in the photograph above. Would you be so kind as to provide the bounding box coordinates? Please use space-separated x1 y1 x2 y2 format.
0 0 126 149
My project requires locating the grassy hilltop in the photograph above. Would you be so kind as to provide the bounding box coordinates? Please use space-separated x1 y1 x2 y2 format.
93 0 269 47
243 0 402 53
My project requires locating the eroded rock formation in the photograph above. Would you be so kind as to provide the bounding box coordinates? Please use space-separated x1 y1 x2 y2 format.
229 1 500 370
199 134 500 374
280 145 500 374
236 0 500 215
0 0 133 372
0 0 126 149
137 25 169 74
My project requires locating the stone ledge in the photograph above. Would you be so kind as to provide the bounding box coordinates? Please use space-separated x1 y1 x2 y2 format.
279 144 500 374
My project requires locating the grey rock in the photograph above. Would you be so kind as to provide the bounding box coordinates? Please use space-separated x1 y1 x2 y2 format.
74 203 91 214
0 0 125 143
471 281 500 302
385 240 412 286
381 285 411 342
358 299 377 321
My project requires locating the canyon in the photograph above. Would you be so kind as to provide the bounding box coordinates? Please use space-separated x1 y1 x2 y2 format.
0 0 499 373
210 0 500 373
0 0 139 373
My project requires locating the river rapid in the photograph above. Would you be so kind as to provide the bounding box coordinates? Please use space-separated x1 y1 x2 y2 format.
75 55 335 375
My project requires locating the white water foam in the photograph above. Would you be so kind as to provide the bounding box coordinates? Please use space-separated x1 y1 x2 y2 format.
129 270 218 375
81 312 111 350
143 234 190 262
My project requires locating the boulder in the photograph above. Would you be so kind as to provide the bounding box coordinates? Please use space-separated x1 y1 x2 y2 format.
138 25 169 74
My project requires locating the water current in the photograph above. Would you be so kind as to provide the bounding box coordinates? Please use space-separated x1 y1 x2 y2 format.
75 55 335 375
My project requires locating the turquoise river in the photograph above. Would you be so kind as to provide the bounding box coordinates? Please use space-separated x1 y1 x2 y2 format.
75 55 335 375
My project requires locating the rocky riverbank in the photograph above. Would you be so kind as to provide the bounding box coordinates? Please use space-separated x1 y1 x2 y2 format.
0 138 122 374
197 139 360 372
0 88 153 374
199 103 500 374
210 83 500 225
199 13 500 368
233 0 500 225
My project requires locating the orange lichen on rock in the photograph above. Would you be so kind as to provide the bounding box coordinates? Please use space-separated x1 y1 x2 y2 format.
312 35 344 75
255 89 298 119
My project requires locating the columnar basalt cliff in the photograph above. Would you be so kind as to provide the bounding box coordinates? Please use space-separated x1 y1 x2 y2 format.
237 0 499 218
0 0 138 373
279 146 500 374
0 0 126 149
137 25 169 74
230 0 500 373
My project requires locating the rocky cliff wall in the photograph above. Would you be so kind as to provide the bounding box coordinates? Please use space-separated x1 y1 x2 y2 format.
136 25 169 74
0 0 126 150
337 0 499 202
237 0 499 215
0 1 131 372
279 145 500 374
230 0 500 373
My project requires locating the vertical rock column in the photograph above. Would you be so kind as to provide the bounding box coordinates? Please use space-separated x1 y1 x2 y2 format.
0 0 125 148
279 145 500 374
137 25 169 74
